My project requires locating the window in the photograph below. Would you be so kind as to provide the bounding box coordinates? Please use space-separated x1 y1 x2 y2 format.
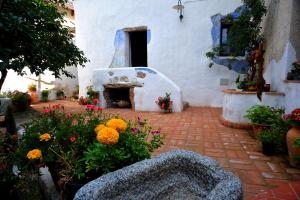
220 21 245 57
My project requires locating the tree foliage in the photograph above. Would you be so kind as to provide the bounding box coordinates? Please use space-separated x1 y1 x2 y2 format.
0 0 87 90
206 0 267 61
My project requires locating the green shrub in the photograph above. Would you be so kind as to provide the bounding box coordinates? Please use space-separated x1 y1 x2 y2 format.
41 90 49 102
3 90 31 111
257 126 288 153
14 106 164 188
245 105 284 125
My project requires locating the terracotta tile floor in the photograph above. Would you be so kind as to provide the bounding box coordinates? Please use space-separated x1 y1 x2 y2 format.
30 100 300 198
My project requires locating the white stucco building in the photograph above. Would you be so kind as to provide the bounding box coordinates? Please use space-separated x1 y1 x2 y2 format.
73 0 300 114
75 0 244 112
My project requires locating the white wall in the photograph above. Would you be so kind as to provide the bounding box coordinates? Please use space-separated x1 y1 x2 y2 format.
74 0 242 107
263 0 300 114
2 67 78 98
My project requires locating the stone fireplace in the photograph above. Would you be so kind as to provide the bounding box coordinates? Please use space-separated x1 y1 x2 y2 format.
103 84 135 109
92 67 183 112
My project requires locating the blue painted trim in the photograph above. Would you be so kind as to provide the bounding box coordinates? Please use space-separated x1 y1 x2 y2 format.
134 67 157 74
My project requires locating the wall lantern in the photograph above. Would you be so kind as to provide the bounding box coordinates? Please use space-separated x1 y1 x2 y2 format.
173 0 184 21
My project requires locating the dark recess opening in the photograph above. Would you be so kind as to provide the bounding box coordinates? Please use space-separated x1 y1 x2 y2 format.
104 88 131 108
129 31 147 67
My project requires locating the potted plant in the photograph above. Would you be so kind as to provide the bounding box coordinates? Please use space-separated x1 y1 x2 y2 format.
155 93 172 113
257 127 286 156
287 61 300 80
4 90 31 112
86 85 99 100
245 105 285 139
14 106 164 199
56 89 65 100
285 108 300 168
41 90 49 102
27 84 37 93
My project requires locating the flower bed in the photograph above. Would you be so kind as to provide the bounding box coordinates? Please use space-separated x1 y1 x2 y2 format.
11 104 164 199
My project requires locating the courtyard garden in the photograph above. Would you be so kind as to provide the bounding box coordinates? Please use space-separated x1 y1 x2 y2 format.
0 98 298 199
0 0 300 199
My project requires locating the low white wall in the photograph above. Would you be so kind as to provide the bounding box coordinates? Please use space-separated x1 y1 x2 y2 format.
92 67 183 112
223 91 285 123
284 82 300 113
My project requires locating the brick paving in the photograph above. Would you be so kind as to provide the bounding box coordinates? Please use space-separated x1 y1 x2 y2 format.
30 100 300 198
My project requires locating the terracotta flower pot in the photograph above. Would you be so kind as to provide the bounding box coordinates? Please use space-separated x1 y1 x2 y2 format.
287 127 300 168
251 124 271 139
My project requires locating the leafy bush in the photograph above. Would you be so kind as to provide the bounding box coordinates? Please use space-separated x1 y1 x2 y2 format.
41 90 49 102
257 126 288 153
245 105 284 125
14 105 164 189
3 90 31 111
28 84 37 92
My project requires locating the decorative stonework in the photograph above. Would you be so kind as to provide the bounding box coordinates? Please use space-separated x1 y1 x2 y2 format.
136 71 146 78
119 76 129 82
74 150 243 200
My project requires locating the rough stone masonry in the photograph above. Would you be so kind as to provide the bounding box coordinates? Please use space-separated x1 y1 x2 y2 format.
74 150 243 200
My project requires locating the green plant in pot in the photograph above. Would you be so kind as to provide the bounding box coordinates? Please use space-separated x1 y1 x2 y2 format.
27 84 37 93
41 90 49 102
86 85 99 100
257 126 287 156
245 105 285 139
3 90 31 112
56 89 65 100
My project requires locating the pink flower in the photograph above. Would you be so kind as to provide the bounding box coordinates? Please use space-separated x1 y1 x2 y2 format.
43 108 50 113
69 137 76 142
66 112 71 119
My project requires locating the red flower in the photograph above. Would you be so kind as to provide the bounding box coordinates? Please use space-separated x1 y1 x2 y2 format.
11 134 18 141
96 107 103 111
92 99 99 104
69 137 76 142
52 104 60 109
43 108 50 113
66 112 71 119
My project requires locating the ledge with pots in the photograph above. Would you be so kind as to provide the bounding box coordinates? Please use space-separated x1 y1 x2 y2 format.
221 89 285 129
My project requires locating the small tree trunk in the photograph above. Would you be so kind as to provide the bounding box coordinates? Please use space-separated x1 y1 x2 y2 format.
256 43 265 101
0 69 8 92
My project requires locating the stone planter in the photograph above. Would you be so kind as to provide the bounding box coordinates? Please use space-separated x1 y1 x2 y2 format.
74 150 242 200
287 127 300 168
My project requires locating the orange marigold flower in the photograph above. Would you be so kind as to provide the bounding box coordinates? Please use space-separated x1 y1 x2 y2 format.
94 124 106 134
39 133 51 141
27 149 42 160
96 127 119 145
106 118 127 133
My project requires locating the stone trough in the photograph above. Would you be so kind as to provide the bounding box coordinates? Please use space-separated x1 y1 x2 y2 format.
74 150 243 200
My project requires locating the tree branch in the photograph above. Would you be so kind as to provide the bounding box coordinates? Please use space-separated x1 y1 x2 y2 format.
0 69 8 92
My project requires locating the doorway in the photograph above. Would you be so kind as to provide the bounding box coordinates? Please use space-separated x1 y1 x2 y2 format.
129 31 147 67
